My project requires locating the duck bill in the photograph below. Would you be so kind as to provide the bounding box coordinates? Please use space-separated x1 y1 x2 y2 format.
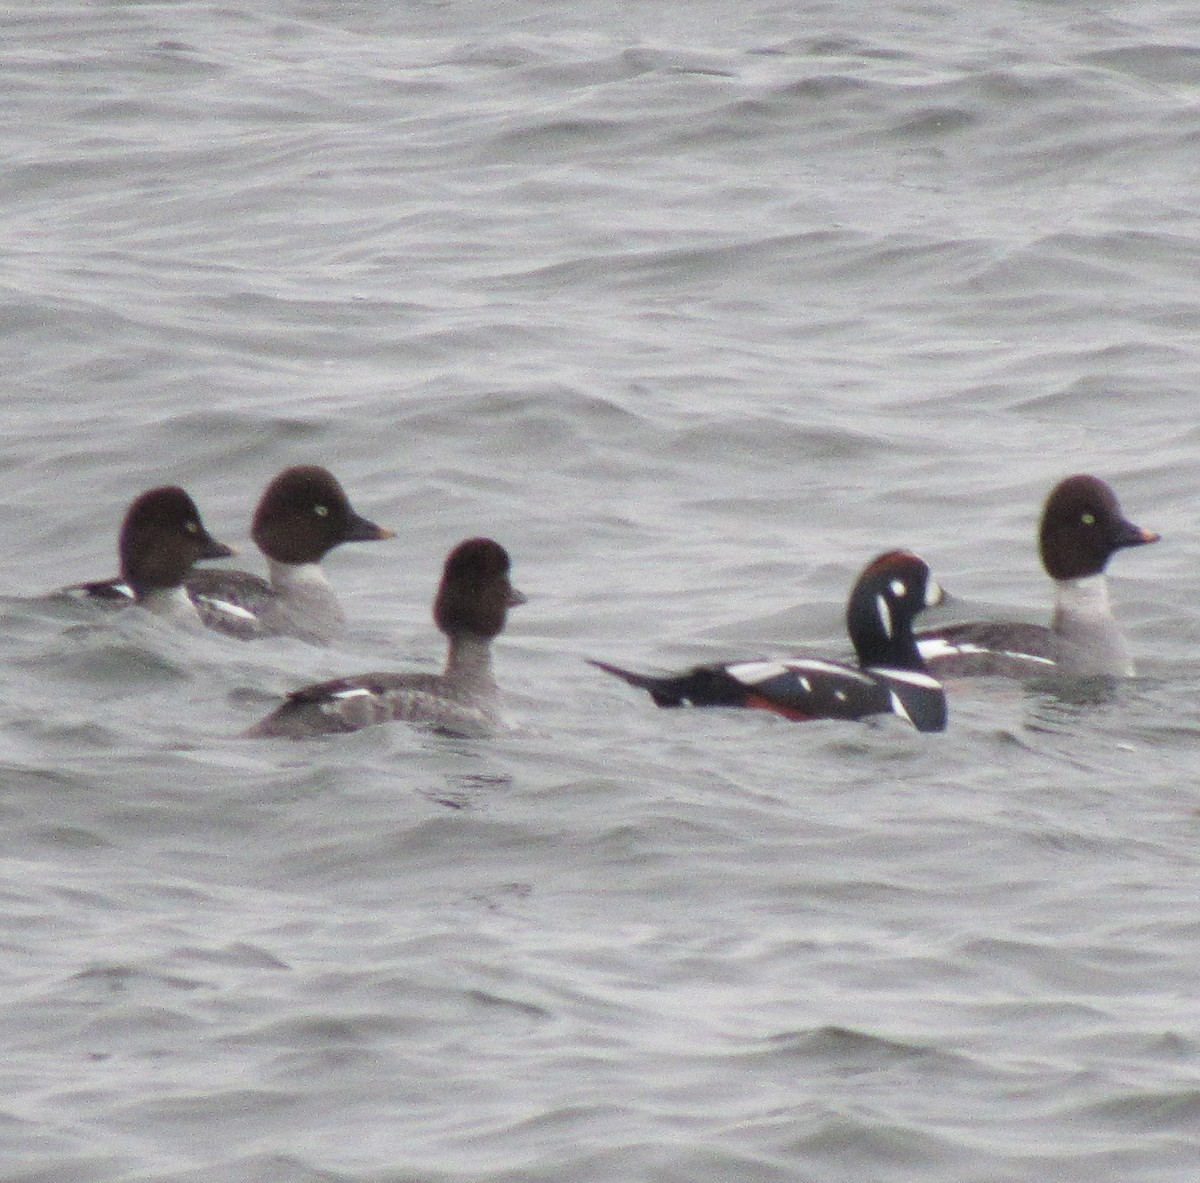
345 512 395 543
1117 520 1160 549
507 586 528 607
199 536 236 561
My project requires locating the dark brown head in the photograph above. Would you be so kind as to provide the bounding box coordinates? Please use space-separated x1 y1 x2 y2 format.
1038 475 1159 581
251 466 393 565
118 486 234 599
433 538 525 639
845 549 943 669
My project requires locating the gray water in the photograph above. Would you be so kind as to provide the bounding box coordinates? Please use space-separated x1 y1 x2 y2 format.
3 2 1200 1180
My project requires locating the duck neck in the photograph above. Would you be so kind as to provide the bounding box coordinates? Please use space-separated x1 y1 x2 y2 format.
443 632 497 696
848 594 925 671
271 556 345 609
867 632 925 671
137 584 201 625
267 559 345 633
268 559 332 599
1051 573 1133 675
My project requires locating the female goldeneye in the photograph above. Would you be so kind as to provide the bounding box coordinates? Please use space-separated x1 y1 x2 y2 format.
591 550 947 732
916 474 1159 678
72 486 234 624
245 537 525 739
184 465 394 644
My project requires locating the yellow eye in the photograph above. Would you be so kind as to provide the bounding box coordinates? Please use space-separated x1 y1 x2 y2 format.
314 504 329 517
1081 512 1096 526
185 521 199 534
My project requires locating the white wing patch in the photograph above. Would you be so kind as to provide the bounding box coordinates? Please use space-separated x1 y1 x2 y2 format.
194 594 258 623
730 659 877 687
916 637 1056 667
888 689 913 724
917 637 983 661
726 661 792 684
872 667 943 690
789 659 875 685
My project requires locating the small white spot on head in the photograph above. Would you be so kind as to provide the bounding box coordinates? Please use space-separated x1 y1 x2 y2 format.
890 579 907 598
799 678 812 693
834 690 848 702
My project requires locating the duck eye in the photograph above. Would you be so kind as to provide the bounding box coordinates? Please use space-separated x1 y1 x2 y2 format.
889 579 907 598
185 521 199 534
314 504 329 517
1081 512 1096 526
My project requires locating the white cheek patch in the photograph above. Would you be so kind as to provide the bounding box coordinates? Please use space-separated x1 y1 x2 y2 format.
890 579 907 598
924 578 943 608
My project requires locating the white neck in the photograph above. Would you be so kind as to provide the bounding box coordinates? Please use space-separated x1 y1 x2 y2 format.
264 559 345 645
1052 573 1134 675
443 633 497 697
268 560 331 595
139 585 202 625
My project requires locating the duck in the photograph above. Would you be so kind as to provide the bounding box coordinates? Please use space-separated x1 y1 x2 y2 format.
916 474 1159 678
591 550 947 732
245 537 524 739
185 465 394 644
71 486 234 625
